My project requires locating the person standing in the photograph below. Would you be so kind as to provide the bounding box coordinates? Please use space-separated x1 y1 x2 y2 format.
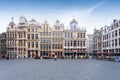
54 55 57 61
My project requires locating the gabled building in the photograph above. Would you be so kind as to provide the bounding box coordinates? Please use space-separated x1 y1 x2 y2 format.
26 18 40 58
17 16 28 58
4 16 87 59
102 19 120 54
51 19 64 58
38 20 52 58
0 32 7 58
87 34 93 54
6 17 17 58
93 28 103 54
63 19 87 58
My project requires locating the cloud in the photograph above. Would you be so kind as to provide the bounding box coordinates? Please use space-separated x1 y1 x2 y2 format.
85 1 105 14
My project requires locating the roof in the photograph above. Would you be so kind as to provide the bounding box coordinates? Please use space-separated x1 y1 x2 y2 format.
70 18 78 24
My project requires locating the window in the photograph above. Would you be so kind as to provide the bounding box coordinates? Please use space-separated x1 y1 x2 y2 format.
71 41 72 46
115 30 117 37
112 40 114 47
36 42 38 48
112 32 114 38
105 35 106 40
27 34 30 39
106 41 108 47
68 33 69 38
80 41 82 46
109 33 111 39
28 42 30 48
115 39 117 46
83 33 85 38
28 28 30 32
68 41 69 46
46 32 48 36
74 41 76 46
107 34 108 39
32 29 34 32
109 41 111 47
71 33 72 38
83 41 85 46
119 38 120 45
80 33 82 38
116 23 118 27
103 36 104 41
32 34 34 39
24 32 25 38
78 41 79 46
32 42 34 48
36 34 38 39
119 29 120 35
65 41 66 46
78 33 79 38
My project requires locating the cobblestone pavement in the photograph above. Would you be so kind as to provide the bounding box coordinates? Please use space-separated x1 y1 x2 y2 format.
0 59 120 80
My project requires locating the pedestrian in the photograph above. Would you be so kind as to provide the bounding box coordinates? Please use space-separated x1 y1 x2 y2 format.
54 55 57 61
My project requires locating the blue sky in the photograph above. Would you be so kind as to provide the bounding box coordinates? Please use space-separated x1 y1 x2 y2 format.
0 0 120 34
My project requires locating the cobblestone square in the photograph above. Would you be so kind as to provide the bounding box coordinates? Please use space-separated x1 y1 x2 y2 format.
0 59 120 80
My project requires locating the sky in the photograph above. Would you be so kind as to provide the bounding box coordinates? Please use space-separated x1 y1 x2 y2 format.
0 0 120 34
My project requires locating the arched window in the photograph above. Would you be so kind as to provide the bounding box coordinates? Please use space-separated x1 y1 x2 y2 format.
74 41 76 46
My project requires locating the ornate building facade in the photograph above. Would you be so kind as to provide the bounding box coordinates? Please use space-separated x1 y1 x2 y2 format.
87 34 93 54
26 19 40 58
3 16 87 59
0 32 7 58
102 19 120 54
6 18 18 58
63 19 87 58
39 20 52 58
17 16 28 58
93 28 103 54
52 20 64 58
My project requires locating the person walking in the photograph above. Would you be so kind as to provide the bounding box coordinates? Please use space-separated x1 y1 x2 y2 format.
54 55 57 61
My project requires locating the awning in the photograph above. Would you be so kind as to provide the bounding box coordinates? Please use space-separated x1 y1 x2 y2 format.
92 52 100 54
64 51 73 54
77 52 86 54
103 52 113 54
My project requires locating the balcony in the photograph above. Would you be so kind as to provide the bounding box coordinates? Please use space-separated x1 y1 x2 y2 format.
17 46 26 48
17 38 26 40
27 48 39 50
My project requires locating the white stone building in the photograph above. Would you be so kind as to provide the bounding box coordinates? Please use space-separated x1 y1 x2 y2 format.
63 19 87 58
87 34 93 54
102 19 120 54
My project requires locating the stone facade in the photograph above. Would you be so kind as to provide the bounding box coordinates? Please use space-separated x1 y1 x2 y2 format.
102 19 120 54
63 19 87 58
1 16 87 59
26 19 40 58
93 28 103 53
87 34 93 54
0 32 6 58
51 19 64 58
